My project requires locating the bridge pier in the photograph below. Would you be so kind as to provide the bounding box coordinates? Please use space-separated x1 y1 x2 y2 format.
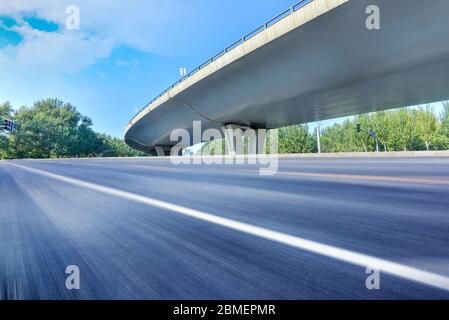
155 146 171 157
247 128 266 155
224 124 242 155
223 124 266 155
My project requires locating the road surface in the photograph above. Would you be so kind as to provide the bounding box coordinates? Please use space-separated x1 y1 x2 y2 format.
1 157 449 299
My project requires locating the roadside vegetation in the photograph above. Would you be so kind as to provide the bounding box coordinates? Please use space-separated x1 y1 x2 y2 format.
319 103 449 153
0 99 145 159
2 99 449 159
201 102 449 154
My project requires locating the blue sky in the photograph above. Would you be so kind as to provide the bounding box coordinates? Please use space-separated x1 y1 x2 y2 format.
0 0 445 138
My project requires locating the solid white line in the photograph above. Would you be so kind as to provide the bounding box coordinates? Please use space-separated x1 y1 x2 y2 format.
7 162 449 292
278 171 449 186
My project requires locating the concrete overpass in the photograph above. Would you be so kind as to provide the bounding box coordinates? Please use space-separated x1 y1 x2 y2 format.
124 0 449 155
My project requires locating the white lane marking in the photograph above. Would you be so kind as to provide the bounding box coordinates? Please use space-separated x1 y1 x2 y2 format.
278 171 449 186
7 162 449 292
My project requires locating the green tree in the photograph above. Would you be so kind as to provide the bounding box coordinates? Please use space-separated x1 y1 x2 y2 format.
321 119 371 152
434 102 449 150
1 98 147 159
355 114 376 152
415 106 438 150
390 109 416 151
10 99 83 158
96 133 146 157
370 111 392 151
278 124 316 153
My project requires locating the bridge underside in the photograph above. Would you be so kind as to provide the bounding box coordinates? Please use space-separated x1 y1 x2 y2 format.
125 0 449 154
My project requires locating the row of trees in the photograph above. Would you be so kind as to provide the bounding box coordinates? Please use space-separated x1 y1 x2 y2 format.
200 103 449 155
0 99 145 159
2 99 449 159
320 103 449 153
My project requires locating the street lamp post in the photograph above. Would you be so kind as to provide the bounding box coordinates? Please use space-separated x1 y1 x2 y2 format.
316 121 321 154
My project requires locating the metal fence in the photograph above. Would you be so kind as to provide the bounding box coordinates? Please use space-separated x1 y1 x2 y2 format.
130 0 313 124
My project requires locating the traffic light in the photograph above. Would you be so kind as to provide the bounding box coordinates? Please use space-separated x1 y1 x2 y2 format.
2 119 14 133
2 119 9 131
356 123 361 133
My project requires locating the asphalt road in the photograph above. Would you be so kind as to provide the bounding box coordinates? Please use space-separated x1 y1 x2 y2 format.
1 156 449 299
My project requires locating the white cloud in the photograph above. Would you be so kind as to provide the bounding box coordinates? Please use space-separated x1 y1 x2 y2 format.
9 24 114 74
0 0 200 106
0 0 188 56
0 0 191 114
0 0 224 137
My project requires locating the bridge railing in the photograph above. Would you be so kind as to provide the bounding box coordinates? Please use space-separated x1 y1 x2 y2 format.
129 0 313 125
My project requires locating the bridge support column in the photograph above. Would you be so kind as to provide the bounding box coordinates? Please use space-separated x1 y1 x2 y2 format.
224 124 244 155
224 124 266 155
247 129 266 155
155 146 170 157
